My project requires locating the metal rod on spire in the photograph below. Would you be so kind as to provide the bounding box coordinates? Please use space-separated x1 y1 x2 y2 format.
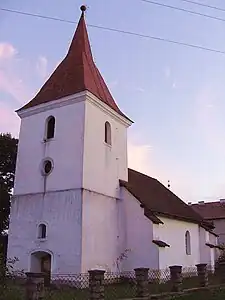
80 5 87 16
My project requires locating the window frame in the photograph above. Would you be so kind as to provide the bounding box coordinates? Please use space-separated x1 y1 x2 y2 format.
37 223 47 240
45 116 55 140
185 230 191 255
104 121 112 145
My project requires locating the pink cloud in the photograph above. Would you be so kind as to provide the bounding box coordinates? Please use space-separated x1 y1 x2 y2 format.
0 70 30 104
0 42 33 105
0 43 17 59
0 42 32 135
0 103 20 137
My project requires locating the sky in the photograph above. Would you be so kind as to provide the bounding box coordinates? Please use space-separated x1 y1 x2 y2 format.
1 0 225 203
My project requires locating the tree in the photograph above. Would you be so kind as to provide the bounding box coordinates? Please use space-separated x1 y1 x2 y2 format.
0 133 18 266
0 133 18 235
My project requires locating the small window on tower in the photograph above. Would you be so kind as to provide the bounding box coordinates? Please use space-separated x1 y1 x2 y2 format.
38 224 47 239
105 121 111 145
46 116 55 140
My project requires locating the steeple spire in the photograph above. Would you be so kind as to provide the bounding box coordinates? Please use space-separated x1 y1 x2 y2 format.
18 6 130 121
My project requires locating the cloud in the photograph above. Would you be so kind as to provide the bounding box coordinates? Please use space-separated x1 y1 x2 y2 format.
128 142 152 175
0 42 34 136
0 71 30 104
0 42 32 104
0 102 20 137
36 56 48 78
0 43 17 59
127 138 196 202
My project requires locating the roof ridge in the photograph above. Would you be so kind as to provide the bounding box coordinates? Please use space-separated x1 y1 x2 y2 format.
193 201 222 205
128 168 157 180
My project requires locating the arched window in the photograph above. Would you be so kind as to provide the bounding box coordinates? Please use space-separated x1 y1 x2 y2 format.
104 121 111 145
46 116 55 139
38 224 47 239
185 230 191 255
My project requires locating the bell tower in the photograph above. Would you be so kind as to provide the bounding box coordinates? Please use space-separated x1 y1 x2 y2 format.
7 6 132 274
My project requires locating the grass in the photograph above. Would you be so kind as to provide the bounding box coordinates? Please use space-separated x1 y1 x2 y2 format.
44 287 89 300
173 288 225 300
3 287 225 300
105 282 136 299
2 275 225 300
2 285 25 300
44 282 136 300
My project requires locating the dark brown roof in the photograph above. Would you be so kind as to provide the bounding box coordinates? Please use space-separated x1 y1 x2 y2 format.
120 169 213 230
18 9 131 122
191 202 225 220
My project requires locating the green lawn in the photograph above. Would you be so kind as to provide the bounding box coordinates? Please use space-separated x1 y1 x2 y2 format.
2 276 225 300
173 288 225 300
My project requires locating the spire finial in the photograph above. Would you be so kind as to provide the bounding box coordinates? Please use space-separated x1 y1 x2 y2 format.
80 5 87 14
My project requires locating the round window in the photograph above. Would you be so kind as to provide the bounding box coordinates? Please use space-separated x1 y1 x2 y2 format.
42 159 53 176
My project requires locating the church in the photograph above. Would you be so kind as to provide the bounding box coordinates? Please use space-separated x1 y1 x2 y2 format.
7 6 220 276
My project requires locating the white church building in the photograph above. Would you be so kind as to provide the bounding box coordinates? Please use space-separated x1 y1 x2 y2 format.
8 6 220 276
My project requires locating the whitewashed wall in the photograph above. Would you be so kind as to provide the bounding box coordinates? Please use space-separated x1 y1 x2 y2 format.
14 96 86 195
209 232 217 266
199 226 211 265
83 94 129 198
7 190 82 274
81 190 119 273
120 188 159 271
153 217 200 269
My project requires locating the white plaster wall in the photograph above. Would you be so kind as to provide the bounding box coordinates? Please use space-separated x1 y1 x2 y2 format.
209 232 217 245
81 190 119 273
82 100 128 198
120 188 159 271
153 217 200 269
14 98 85 195
200 227 208 263
209 232 217 266
7 189 82 274
199 226 211 265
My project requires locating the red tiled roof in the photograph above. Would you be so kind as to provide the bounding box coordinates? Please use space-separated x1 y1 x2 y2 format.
18 9 131 121
120 169 213 230
191 201 225 220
